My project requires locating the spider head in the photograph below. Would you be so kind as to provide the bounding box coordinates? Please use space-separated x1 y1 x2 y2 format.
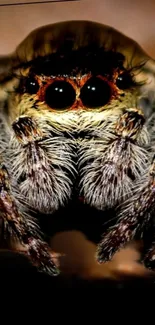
0 20 154 127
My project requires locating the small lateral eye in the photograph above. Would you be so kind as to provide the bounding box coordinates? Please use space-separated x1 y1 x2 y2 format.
45 80 76 110
116 71 134 90
80 77 112 108
24 77 39 94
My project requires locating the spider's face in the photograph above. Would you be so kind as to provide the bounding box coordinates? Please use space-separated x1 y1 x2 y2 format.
11 51 139 125
1 21 155 214
3 21 154 126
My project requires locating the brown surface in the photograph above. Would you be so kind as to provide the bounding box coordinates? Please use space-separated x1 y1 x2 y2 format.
50 231 152 279
0 0 155 58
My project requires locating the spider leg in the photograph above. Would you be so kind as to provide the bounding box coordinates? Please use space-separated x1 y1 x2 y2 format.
79 107 149 210
141 212 155 271
10 114 75 214
142 242 155 270
0 162 59 276
96 145 155 265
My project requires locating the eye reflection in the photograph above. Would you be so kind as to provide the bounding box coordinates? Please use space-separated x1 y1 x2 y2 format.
80 77 112 108
116 71 134 90
25 77 39 94
45 80 76 110
43 76 113 110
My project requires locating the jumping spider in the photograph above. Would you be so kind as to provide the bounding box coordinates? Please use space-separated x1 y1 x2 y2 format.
0 20 155 276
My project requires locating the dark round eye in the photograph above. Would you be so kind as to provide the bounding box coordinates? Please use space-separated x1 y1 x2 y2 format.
25 77 39 94
80 77 112 108
45 80 76 110
116 72 133 90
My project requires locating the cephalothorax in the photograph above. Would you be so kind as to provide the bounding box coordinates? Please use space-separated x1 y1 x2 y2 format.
1 20 155 275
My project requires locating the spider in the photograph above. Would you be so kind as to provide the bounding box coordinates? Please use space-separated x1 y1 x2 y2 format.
0 20 155 276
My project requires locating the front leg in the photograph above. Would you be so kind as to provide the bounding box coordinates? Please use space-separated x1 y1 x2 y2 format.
10 115 75 214
0 162 59 276
79 108 149 210
96 156 155 266
143 244 155 270
97 153 155 266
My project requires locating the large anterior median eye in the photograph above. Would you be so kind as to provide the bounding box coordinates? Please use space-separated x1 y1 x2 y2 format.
45 80 76 110
80 77 112 108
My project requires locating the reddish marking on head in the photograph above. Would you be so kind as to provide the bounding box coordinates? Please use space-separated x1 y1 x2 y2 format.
96 75 118 100
35 73 119 111
70 98 84 110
